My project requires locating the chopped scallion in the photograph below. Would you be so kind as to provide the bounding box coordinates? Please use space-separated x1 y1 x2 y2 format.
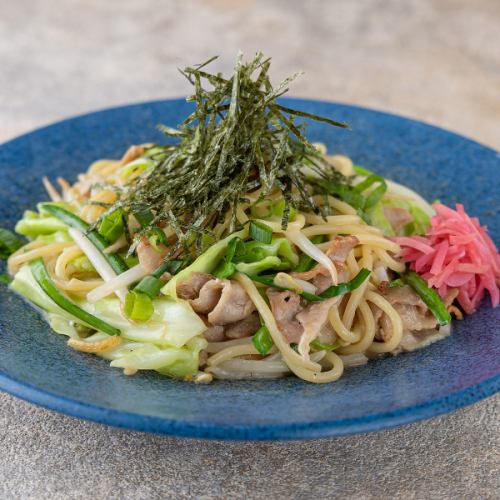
29 258 120 335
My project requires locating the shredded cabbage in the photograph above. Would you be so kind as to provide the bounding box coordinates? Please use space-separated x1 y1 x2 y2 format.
11 264 208 378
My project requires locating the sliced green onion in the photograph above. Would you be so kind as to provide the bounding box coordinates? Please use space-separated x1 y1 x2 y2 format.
318 268 371 299
352 174 385 193
386 278 405 288
250 198 273 219
249 220 273 244
134 259 187 299
124 291 154 322
152 259 186 278
402 271 451 326
133 275 163 299
353 165 374 176
294 235 324 272
214 237 244 279
310 339 340 351
271 199 296 221
247 268 370 302
40 203 128 274
29 258 120 335
148 227 167 250
364 181 387 209
0 228 23 259
125 255 140 268
132 204 154 228
252 325 274 355
98 209 124 243
15 217 68 237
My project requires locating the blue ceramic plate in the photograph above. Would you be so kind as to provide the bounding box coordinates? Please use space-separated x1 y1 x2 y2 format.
0 99 498 440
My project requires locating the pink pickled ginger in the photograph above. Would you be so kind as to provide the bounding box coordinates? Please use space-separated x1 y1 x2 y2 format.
394 203 500 314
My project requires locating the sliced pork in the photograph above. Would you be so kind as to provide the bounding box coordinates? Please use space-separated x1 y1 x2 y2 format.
177 272 213 300
136 237 169 274
373 285 437 342
224 312 261 339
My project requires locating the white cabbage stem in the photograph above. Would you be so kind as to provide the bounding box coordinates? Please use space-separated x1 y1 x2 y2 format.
385 179 435 216
68 228 128 302
87 264 148 303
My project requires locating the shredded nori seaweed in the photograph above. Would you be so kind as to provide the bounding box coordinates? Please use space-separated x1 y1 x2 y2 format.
102 52 349 258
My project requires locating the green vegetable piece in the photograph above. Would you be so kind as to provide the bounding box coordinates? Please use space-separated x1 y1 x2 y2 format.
70 256 96 274
249 220 273 244
310 339 340 351
214 237 245 279
242 238 299 266
98 209 124 243
148 227 168 250
40 203 128 274
402 271 451 326
318 268 371 299
252 325 274 355
250 199 273 219
132 204 154 228
271 199 296 221
124 255 139 268
124 291 154 322
235 256 283 275
162 230 246 298
29 258 120 335
0 228 23 259
134 276 164 298
353 165 374 176
386 278 405 288
15 217 68 237
248 268 370 302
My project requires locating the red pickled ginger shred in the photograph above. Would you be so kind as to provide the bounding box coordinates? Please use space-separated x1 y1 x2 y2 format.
394 203 500 314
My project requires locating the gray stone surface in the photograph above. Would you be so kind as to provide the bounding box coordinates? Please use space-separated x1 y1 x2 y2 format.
0 0 499 498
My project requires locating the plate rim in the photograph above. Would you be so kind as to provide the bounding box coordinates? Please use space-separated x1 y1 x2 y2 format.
0 97 498 440
0 369 498 440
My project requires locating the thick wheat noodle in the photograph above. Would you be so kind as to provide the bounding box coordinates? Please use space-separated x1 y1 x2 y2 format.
55 245 84 280
373 247 405 273
303 224 381 238
328 305 361 343
345 252 360 275
304 214 364 225
234 273 322 372
80 189 117 223
312 194 357 215
8 239 46 261
8 242 73 269
206 344 261 367
342 246 373 329
88 159 120 175
287 351 344 384
55 278 105 292
338 301 377 354
206 337 253 353
365 290 404 353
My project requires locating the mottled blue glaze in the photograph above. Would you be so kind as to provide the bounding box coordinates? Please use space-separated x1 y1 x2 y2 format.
0 99 498 440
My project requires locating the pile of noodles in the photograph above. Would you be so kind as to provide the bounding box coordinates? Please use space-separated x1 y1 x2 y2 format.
8 146 444 384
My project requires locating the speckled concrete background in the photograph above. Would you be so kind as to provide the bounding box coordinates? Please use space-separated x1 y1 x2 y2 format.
0 0 499 498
